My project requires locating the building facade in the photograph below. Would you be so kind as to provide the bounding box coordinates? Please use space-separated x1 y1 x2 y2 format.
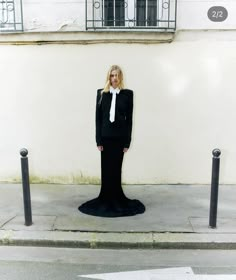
0 0 236 184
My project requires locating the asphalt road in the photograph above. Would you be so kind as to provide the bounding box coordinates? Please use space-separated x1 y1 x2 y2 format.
0 247 236 279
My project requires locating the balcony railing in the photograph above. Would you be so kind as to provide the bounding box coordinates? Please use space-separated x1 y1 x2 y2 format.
86 0 177 31
0 0 23 32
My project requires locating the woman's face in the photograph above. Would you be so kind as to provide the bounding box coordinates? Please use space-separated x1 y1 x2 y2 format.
110 70 119 88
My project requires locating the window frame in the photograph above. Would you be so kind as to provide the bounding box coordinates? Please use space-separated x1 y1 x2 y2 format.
0 0 24 33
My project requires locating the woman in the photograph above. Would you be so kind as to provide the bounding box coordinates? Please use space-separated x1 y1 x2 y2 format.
78 65 145 217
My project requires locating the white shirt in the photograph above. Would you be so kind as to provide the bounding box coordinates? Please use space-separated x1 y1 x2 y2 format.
109 86 120 122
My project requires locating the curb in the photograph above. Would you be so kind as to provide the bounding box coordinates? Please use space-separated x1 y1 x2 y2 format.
1 230 236 249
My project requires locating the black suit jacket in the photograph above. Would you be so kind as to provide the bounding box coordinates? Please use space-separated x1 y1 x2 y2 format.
96 88 133 148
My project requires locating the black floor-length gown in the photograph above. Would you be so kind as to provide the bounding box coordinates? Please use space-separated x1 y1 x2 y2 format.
78 138 145 217
78 88 145 217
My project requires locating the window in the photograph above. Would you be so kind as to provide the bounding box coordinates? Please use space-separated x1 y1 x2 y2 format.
86 0 177 31
137 0 157 26
0 0 23 32
104 0 125 26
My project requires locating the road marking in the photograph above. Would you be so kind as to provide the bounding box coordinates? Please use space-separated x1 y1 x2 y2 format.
79 267 194 279
79 267 236 280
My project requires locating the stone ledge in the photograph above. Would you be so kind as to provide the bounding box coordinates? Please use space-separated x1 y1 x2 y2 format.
0 31 174 45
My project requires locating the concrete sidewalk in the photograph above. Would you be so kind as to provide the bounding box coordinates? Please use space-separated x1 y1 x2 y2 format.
0 184 236 249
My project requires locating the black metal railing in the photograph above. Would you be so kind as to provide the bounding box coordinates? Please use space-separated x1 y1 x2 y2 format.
0 0 23 32
86 0 177 31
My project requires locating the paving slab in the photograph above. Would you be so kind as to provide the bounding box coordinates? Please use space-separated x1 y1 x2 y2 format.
189 217 236 233
2 215 56 231
0 216 16 228
54 215 193 232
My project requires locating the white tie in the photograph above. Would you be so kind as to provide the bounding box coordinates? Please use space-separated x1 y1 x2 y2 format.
109 87 119 122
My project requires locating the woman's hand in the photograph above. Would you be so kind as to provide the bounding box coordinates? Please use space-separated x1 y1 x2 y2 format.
97 146 103 151
123 148 129 153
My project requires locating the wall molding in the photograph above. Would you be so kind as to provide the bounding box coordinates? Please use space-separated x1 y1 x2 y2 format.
0 31 175 45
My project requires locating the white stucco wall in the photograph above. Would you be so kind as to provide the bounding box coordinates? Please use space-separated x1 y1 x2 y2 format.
23 0 85 32
20 0 236 32
0 31 236 184
177 0 235 29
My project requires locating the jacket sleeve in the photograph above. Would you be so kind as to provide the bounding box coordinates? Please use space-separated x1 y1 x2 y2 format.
124 90 133 148
96 89 102 146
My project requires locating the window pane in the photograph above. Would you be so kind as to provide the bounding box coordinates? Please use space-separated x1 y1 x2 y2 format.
147 0 157 26
105 0 114 26
136 0 146 26
104 0 125 26
115 0 125 26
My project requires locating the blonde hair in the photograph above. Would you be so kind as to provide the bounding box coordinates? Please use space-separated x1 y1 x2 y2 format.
102 65 125 93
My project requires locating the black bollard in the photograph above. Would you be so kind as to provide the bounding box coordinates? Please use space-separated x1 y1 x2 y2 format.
209 148 221 229
20 148 33 226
